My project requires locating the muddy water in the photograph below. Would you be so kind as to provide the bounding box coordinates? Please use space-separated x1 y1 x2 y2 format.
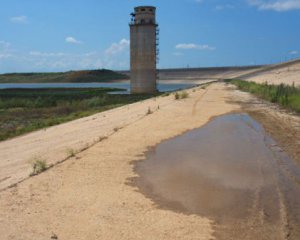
133 113 300 240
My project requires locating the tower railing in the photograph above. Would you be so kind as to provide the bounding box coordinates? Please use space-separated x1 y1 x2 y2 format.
156 26 160 80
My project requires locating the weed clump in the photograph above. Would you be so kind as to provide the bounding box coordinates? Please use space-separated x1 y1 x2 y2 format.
147 107 153 115
174 91 189 100
181 91 189 99
66 148 76 157
30 158 47 176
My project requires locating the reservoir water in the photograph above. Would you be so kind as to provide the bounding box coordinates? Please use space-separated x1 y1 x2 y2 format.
133 113 300 239
0 82 196 93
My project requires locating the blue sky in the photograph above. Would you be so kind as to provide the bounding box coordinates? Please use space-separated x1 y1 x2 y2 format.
0 0 300 73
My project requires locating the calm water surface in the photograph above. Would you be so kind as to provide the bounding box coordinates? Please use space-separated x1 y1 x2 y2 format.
0 82 196 93
132 113 300 239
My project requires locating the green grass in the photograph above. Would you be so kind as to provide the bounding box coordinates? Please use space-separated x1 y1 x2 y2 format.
0 88 157 141
227 79 300 113
0 69 129 83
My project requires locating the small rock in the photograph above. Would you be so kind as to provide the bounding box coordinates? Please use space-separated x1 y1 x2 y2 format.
51 233 58 239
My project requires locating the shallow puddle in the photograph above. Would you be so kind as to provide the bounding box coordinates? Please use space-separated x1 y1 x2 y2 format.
133 113 300 239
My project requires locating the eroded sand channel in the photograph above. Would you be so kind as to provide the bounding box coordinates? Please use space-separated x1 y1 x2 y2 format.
134 113 300 240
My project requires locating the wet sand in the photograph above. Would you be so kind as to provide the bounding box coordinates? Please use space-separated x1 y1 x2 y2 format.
134 113 300 239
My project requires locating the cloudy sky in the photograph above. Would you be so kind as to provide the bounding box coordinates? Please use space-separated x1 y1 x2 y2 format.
0 0 299 73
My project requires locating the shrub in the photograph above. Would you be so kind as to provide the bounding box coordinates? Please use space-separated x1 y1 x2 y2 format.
174 91 189 100
66 148 76 157
30 158 47 176
181 91 189 99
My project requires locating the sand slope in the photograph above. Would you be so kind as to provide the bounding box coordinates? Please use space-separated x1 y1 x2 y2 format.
241 59 300 86
0 83 240 239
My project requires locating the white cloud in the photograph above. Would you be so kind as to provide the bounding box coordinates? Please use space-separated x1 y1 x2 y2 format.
105 39 130 56
173 52 184 56
0 41 11 49
0 41 14 60
248 0 300 11
289 50 298 54
10 16 28 24
23 49 129 71
0 54 13 59
30 51 67 57
215 4 235 10
175 43 216 50
84 52 98 57
28 51 103 70
0 38 130 72
65 36 82 44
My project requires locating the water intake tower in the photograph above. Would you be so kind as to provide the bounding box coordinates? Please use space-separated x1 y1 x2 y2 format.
130 6 159 93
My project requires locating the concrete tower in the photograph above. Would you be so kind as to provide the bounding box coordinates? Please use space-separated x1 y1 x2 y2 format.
130 6 158 93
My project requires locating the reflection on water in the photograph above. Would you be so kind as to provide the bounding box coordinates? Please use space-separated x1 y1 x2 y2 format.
0 82 196 93
133 113 300 239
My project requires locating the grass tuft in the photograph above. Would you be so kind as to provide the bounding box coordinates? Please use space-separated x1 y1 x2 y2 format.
147 107 153 115
66 148 76 157
181 91 189 99
175 91 189 100
30 158 47 176
174 92 180 100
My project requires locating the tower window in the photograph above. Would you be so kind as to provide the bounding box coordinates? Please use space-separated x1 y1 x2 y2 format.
141 8 145 11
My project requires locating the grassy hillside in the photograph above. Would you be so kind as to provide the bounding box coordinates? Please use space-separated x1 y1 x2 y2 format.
0 88 156 141
0 69 129 83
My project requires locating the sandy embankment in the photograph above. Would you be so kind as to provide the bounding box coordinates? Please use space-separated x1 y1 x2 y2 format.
0 83 241 239
243 60 300 86
1 77 299 239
